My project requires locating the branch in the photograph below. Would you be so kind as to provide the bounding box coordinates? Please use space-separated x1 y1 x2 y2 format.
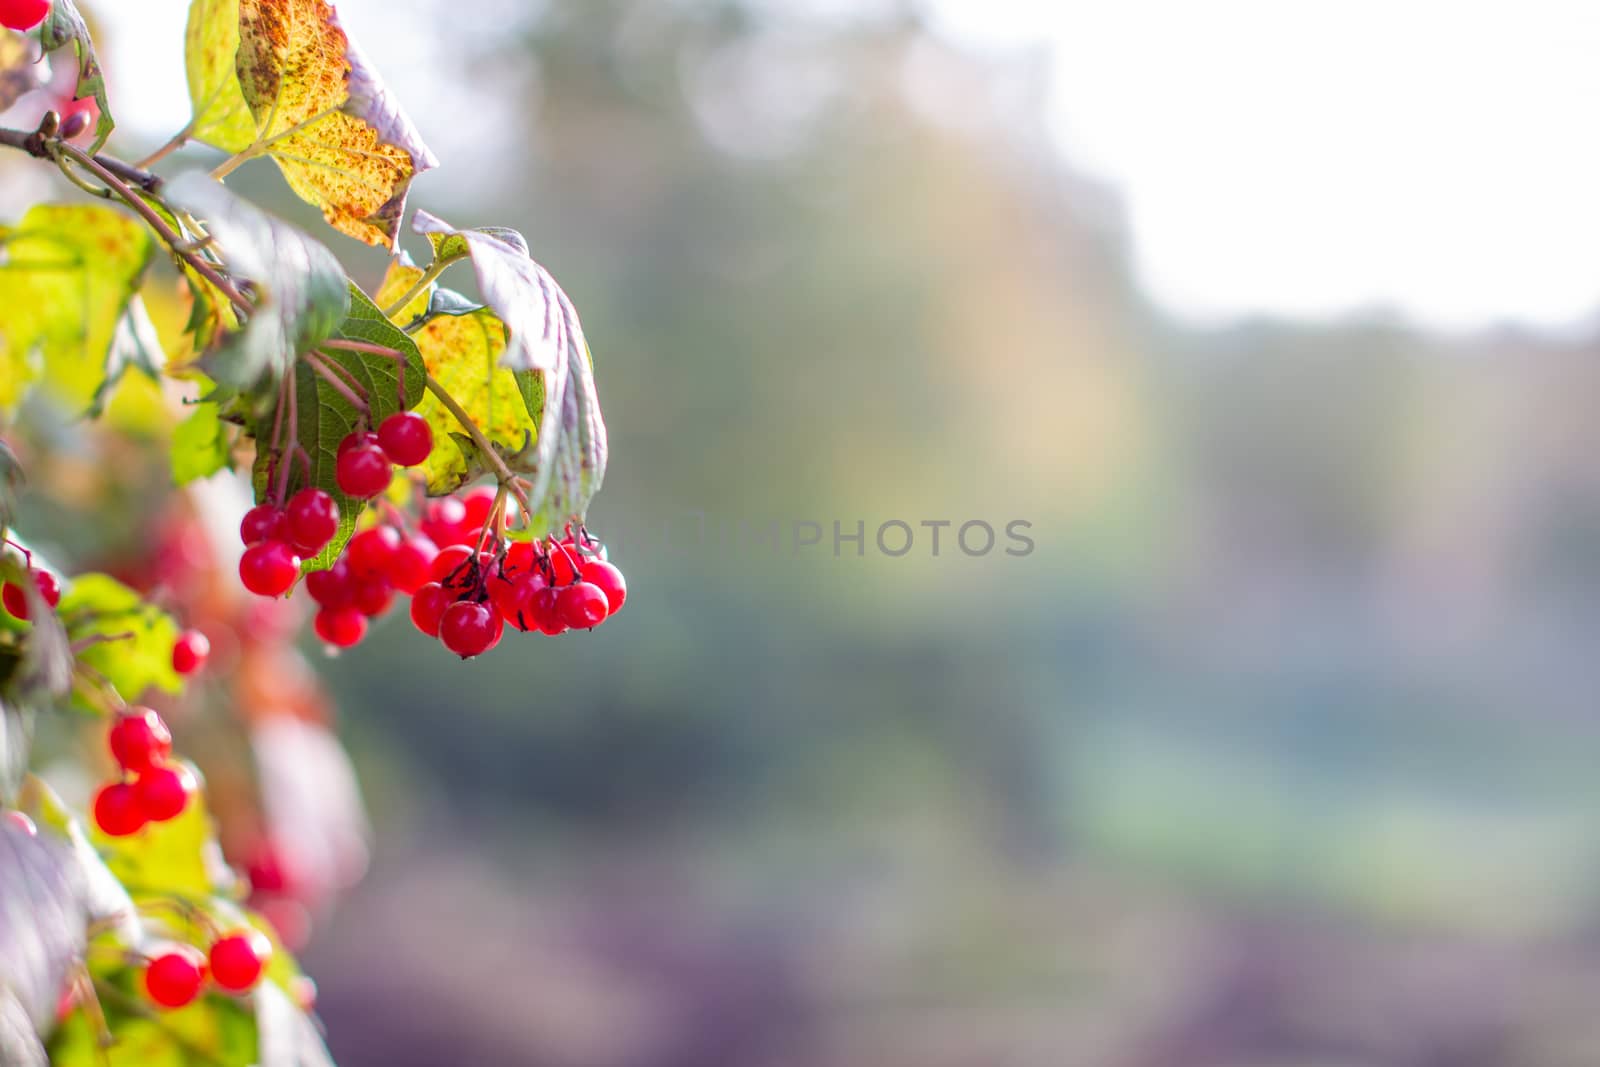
0 125 163 192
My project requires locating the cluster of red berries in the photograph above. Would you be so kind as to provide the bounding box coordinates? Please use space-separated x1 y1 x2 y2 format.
2 565 59 620
237 414 432 598
0 0 50 33
143 928 272 1009
92 708 198 838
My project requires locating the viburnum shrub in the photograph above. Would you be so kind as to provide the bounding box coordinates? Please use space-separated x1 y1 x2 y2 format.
0 0 616 1062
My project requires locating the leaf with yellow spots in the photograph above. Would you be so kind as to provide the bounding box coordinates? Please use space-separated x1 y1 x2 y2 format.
184 0 437 249
0 204 154 415
410 213 609 532
376 258 539 496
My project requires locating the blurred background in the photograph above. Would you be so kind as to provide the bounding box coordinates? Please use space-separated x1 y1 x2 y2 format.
35 0 1600 1063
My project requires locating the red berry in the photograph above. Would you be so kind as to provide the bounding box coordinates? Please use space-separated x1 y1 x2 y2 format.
304 558 353 608
136 762 197 823
546 540 585 585
335 445 392 499
93 782 147 837
284 488 340 555
530 585 568 636
337 430 379 456
314 606 367 648
383 533 437 594
171 630 210 675
346 525 400 576
239 541 301 597
558 581 610 629
108 708 172 774
0 0 50 33
377 412 433 467
460 486 500 532
421 496 470 547
504 540 535 576
4 811 36 836
497 573 547 631
209 930 272 992
144 948 206 1009
580 560 627 615
409 583 451 637
240 504 284 545
486 570 523 627
431 544 493 593
438 601 502 658
350 575 394 617
3 570 61 620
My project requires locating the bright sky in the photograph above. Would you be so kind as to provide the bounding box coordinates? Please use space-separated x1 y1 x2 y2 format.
91 0 1600 332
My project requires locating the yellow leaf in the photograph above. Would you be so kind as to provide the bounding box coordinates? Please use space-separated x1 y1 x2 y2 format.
0 205 154 414
184 0 256 151
376 260 537 494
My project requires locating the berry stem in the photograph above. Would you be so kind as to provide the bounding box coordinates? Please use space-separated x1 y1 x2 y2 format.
307 351 370 411
422 374 535 518
134 121 195 170
68 631 135 655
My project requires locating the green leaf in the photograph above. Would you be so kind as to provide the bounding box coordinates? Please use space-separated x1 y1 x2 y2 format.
249 284 425 569
186 0 437 248
88 296 167 419
409 213 610 531
168 173 349 390
92 761 230 899
375 260 532 496
184 0 256 152
0 29 41 112
170 402 231 485
0 204 155 415
58 574 182 708
38 0 114 151
50 981 259 1066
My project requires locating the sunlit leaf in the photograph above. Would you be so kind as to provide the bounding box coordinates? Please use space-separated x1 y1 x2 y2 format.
88 296 167 419
168 173 349 389
171 402 231 485
38 0 113 151
50 977 259 1066
0 29 39 112
184 0 256 152
0 204 155 415
249 284 425 569
410 213 609 531
187 0 438 248
375 259 534 496
58 574 182 708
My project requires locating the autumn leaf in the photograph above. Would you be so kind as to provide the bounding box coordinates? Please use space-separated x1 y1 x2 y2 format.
409 213 609 532
184 0 437 249
0 204 154 415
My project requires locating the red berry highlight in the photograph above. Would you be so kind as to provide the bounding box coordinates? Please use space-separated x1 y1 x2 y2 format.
0 0 51 33
314 607 367 648
580 560 627 615
409 583 451 637
239 541 301 597
93 782 147 837
144 949 207 1009
240 504 284 545
438 601 502 658
284 488 340 555
335 445 392 499
383 533 438 594
558 581 610 630
171 630 210 675
377 412 433 467
209 931 272 992
135 763 197 823
108 708 172 774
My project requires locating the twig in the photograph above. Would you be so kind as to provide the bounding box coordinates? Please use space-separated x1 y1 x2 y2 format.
307 352 369 413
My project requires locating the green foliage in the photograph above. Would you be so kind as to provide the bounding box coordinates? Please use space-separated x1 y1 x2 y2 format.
170 401 231 484
58 574 183 710
168 174 349 390
50 982 260 1067
0 204 155 414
